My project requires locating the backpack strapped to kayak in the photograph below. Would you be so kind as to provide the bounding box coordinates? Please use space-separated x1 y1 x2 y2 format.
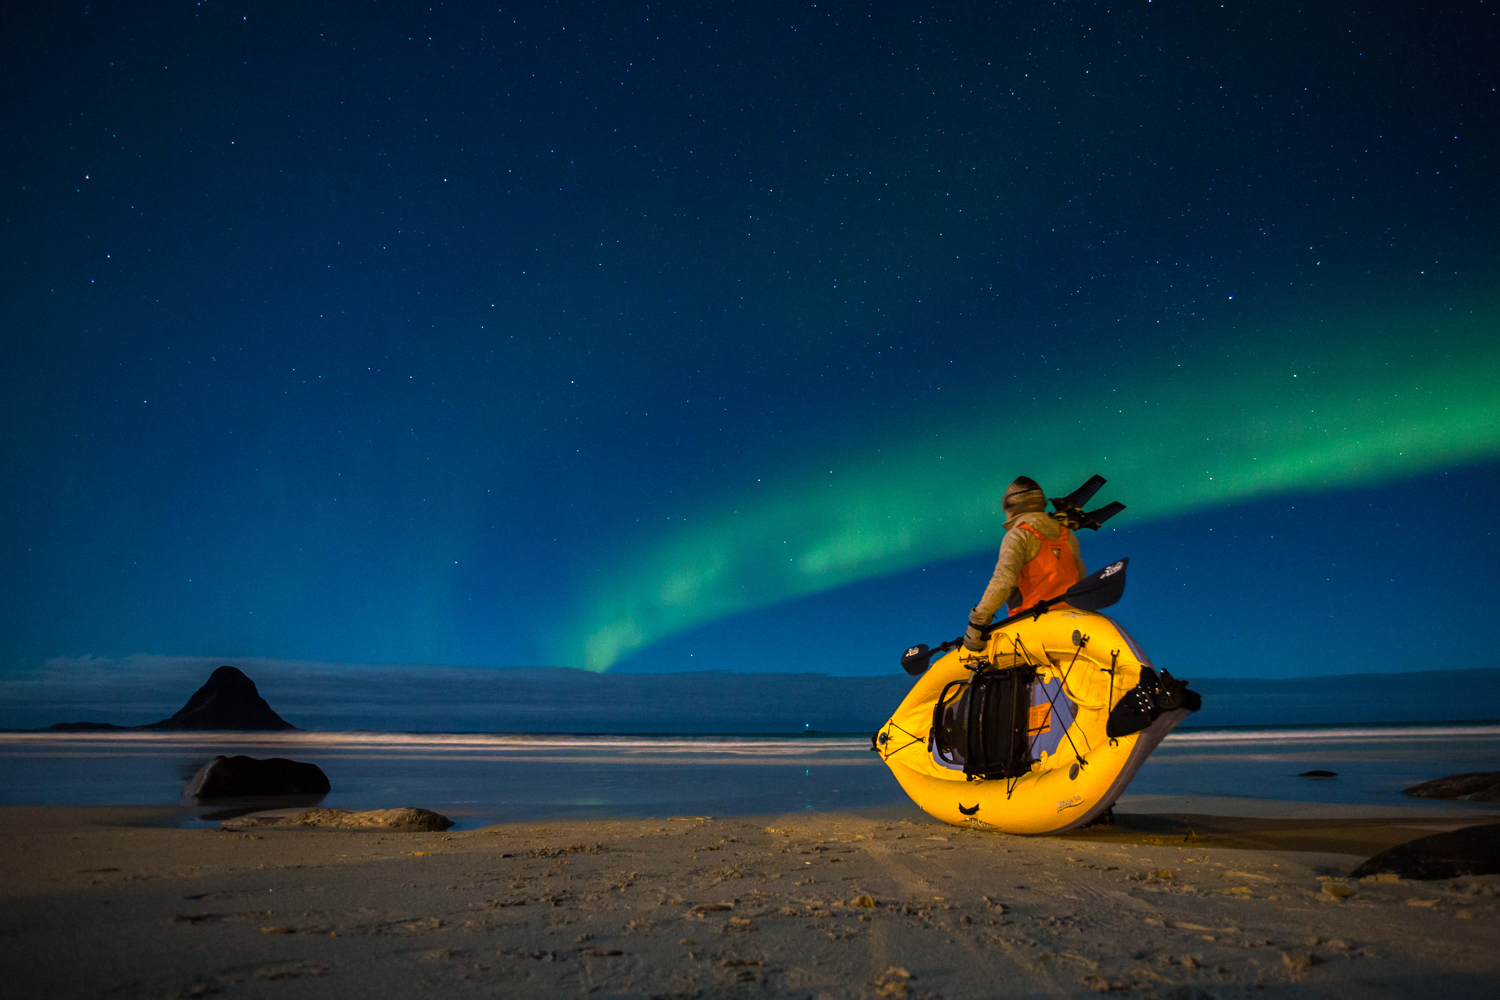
931 665 1040 781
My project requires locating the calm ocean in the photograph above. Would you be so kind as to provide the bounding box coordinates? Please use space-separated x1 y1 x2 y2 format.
2 725 1497 829
8 722 1500 833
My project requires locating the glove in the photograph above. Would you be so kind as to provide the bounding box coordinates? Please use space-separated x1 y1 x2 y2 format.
963 608 991 651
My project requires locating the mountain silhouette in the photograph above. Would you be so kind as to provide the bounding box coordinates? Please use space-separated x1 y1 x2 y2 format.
139 666 298 731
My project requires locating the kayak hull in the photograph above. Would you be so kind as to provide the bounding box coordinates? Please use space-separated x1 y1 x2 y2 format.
876 607 1193 835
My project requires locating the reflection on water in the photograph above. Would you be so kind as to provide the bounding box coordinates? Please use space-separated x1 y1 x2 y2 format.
196 796 331 821
0 732 888 827
1136 725 1500 809
1 725 1497 828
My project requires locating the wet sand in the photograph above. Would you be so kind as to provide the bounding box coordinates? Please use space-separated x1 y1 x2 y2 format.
3 803 1498 998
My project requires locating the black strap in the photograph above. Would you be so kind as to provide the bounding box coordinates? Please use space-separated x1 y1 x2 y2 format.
877 720 927 761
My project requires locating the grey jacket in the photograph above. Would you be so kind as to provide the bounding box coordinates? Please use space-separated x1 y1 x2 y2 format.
969 512 1086 625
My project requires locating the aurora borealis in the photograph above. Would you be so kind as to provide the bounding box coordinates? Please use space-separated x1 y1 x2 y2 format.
578 301 1500 670
3 2 1497 681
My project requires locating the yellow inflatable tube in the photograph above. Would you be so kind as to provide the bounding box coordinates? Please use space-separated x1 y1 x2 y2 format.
875 607 1196 835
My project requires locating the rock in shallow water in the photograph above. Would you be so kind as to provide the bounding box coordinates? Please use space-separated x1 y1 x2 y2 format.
224 807 454 831
1403 771 1500 802
184 755 330 799
1349 823 1500 880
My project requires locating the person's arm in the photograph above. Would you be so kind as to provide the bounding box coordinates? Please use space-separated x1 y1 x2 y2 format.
964 529 1039 650
970 528 1040 624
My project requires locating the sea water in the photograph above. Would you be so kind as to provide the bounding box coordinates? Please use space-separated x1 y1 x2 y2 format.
1 725 1497 829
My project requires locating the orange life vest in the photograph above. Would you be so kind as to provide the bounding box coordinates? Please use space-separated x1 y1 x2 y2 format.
1012 522 1080 609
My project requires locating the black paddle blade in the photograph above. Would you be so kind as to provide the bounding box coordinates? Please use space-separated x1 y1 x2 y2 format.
1063 557 1128 611
1055 473 1106 510
1082 500 1125 528
1050 474 1125 531
901 644 935 676
1051 498 1126 531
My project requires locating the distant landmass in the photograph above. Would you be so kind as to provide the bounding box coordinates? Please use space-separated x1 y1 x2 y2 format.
1186 670 1500 729
9 659 1498 734
45 721 131 732
45 665 297 732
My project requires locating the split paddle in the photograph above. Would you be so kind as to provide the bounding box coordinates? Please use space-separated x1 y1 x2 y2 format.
899 557 1130 676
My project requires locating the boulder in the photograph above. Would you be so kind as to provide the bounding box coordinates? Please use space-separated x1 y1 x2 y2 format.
223 807 454 832
142 666 297 731
1349 823 1500 880
184 755 330 800
1403 771 1500 802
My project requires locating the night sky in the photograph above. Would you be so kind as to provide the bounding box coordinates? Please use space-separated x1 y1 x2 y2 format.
3 2 1497 683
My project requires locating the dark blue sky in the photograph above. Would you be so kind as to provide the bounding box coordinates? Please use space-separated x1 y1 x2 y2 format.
3 2 1497 679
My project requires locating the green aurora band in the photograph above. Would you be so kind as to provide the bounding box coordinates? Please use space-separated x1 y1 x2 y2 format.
573 301 1500 671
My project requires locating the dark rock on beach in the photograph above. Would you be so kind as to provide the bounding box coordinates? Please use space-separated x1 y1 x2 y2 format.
140 666 297 731
1350 823 1500 880
1403 771 1500 802
1298 770 1338 778
184 755 330 800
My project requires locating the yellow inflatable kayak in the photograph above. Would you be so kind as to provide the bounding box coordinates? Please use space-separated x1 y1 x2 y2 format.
874 558 1199 834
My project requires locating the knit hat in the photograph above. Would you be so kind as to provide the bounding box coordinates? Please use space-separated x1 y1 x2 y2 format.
1002 476 1046 525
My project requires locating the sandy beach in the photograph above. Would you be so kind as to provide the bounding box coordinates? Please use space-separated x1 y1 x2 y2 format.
3 802 1497 999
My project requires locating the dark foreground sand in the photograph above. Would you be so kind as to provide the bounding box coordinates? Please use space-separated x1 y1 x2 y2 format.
3 803 1498 999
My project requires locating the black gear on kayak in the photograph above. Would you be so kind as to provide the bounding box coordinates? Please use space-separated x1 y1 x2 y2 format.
1105 666 1200 739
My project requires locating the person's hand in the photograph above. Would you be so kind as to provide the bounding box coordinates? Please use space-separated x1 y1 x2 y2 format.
964 606 993 651
963 623 988 651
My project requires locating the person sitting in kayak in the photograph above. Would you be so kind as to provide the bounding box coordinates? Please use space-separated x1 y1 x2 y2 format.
963 476 1087 651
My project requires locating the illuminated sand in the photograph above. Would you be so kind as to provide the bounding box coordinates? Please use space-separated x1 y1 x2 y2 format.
4 804 1498 998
